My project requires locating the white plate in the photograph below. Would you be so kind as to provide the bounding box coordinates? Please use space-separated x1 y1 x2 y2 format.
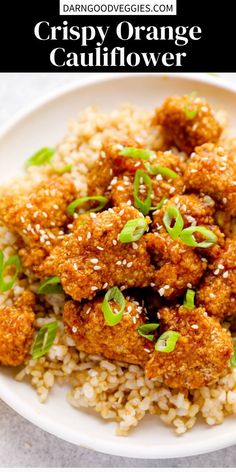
0 73 236 459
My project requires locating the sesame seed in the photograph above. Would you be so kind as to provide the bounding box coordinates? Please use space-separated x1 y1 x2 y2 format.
90 258 99 264
53 204 59 210
97 246 104 251
78 236 82 241
132 242 138 250
72 326 78 333
87 232 91 240
187 283 192 288
116 260 122 266
191 324 199 329
169 186 175 194
127 262 133 268
94 265 101 271
112 240 117 246
214 269 220 275
222 197 228 204
158 288 165 296
86 307 92 314
127 306 132 313
223 271 229 278
117 186 124 191
122 259 127 265
210 293 216 299
91 286 98 291
119 209 125 216
144 348 151 353
103 282 108 289
150 282 156 287
73 263 78 270
26 203 33 209
218 264 224 270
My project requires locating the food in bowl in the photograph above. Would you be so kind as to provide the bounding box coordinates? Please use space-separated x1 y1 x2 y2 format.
0 93 236 436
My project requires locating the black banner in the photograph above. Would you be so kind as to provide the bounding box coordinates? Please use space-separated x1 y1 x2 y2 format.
0 0 233 72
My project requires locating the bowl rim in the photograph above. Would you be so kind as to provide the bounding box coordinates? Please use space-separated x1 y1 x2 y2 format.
1 72 236 459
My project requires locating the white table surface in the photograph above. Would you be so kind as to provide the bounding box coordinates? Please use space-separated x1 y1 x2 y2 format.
0 72 236 468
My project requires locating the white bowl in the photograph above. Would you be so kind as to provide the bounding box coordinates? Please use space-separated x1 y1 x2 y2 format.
0 74 236 459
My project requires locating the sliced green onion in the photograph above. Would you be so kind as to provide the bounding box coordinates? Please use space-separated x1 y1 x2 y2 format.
67 196 108 216
25 147 55 167
230 345 236 368
184 91 199 120
119 147 155 161
0 251 21 293
32 321 58 360
102 287 126 326
137 323 159 341
155 331 180 353
133 170 152 216
145 163 178 179
150 196 167 211
183 289 195 310
53 164 73 175
119 218 148 243
180 226 217 248
37 276 64 295
163 205 184 240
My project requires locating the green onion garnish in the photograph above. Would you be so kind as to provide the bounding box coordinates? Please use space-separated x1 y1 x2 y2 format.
150 196 167 211
119 147 155 161
37 276 64 295
183 289 195 310
163 206 184 240
0 251 21 293
102 287 126 326
230 346 236 367
133 170 152 216
180 226 217 248
53 164 73 175
184 91 199 120
32 321 58 360
25 147 55 167
155 330 180 353
119 218 148 243
145 163 178 179
67 196 108 216
137 323 159 341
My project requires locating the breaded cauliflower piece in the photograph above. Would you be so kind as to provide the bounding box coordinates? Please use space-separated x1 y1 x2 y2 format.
41 206 154 301
88 136 186 208
64 296 153 365
0 177 77 273
152 194 225 260
145 305 232 389
197 239 236 319
0 291 35 366
87 135 142 197
110 150 185 207
184 143 236 217
146 233 206 299
153 95 222 153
